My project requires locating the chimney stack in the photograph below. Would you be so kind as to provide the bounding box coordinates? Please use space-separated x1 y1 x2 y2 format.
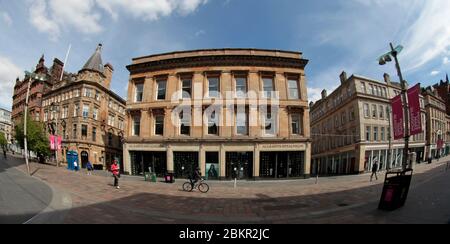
321 89 327 99
103 63 114 89
339 71 347 84
383 73 391 85
51 58 64 83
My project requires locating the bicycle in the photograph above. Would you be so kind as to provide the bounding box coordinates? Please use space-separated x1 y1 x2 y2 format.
182 178 210 193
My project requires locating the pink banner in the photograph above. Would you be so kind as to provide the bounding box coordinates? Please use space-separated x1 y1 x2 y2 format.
408 84 422 136
57 136 62 150
391 94 404 140
50 135 55 150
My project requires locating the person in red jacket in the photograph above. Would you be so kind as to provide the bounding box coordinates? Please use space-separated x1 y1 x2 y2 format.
110 160 120 189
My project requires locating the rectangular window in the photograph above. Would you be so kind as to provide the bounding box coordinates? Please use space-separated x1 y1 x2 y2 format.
263 109 276 135
182 79 192 99
81 124 88 137
262 77 274 98
95 91 100 101
82 105 89 119
366 126 371 141
155 115 164 136
207 111 219 135
62 106 68 119
92 127 97 142
93 107 98 120
84 88 92 98
75 89 80 97
381 127 385 141
288 78 300 99
208 76 220 98
361 82 366 93
382 87 387 98
235 77 247 97
108 115 115 127
179 111 191 135
364 104 370 118
379 105 384 119
291 114 302 135
73 124 77 139
118 119 124 130
374 127 378 141
236 109 248 135
156 80 167 100
135 83 144 102
133 116 140 136
73 104 79 117
372 104 377 118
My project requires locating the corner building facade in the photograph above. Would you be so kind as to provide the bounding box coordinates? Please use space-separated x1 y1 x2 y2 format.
124 49 311 180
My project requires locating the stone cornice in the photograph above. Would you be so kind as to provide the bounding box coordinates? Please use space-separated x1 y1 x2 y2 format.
127 55 308 75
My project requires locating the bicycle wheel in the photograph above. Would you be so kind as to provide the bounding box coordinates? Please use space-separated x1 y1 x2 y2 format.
198 183 209 193
183 182 193 192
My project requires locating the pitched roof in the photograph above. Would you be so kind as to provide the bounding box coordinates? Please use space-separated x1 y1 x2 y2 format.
81 44 104 73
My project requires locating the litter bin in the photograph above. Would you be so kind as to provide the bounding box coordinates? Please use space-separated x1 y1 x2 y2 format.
378 169 413 211
151 173 157 183
164 173 175 183
144 172 151 182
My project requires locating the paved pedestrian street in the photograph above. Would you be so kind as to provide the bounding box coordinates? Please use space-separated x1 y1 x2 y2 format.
1 154 449 224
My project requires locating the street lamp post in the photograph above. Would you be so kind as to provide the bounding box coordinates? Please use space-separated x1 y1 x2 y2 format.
51 102 60 167
379 43 410 171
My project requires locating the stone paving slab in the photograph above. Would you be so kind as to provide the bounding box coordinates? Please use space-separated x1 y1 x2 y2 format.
5 153 449 224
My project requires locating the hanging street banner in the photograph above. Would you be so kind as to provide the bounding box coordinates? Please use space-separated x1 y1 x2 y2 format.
391 94 404 140
50 135 55 150
408 84 422 136
57 136 62 150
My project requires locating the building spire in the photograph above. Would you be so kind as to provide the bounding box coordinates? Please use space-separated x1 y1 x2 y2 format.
80 43 104 73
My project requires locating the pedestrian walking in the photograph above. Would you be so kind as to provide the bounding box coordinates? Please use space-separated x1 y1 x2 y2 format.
74 160 79 172
86 161 93 175
110 160 120 189
370 161 378 182
3 148 7 159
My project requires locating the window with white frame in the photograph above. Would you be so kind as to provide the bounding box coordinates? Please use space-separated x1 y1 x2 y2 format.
291 114 302 135
235 76 247 98
156 80 167 100
262 77 274 98
287 78 300 99
135 83 144 102
82 105 89 119
208 76 220 98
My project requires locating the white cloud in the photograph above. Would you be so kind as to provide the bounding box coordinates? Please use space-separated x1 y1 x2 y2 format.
308 87 325 103
195 29 206 37
401 0 450 72
28 0 209 40
29 0 61 41
430 70 440 76
1 12 12 26
0 56 23 109
444 57 449 65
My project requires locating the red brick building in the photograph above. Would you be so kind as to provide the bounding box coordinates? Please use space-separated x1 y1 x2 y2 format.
11 56 65 125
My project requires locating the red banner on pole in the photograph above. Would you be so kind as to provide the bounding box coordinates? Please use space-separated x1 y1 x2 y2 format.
408 84 422 136
57 136 62 150
50 135 55 150
391 94 404 140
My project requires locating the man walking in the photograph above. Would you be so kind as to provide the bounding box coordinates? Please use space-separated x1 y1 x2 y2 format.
371 161 379 182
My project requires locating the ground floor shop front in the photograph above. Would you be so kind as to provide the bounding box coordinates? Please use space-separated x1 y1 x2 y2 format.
311 143 426 176
57 143 123 172
123 142 311 180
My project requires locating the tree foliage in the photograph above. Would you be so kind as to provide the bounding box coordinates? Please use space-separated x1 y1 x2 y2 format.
14 114 50 158
0 132 7 150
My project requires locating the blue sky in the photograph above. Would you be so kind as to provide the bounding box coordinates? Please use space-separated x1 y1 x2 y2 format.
1 0 449 110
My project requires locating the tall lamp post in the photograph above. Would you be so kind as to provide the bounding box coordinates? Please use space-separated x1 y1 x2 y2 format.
23 71 46 175
50 102 60 167
378 43 410 171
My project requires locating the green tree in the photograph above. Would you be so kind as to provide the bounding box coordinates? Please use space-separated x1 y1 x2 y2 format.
0 132 7 150
14 114 50 162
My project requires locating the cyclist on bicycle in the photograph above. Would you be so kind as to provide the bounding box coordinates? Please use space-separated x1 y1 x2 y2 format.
190 167 202 187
